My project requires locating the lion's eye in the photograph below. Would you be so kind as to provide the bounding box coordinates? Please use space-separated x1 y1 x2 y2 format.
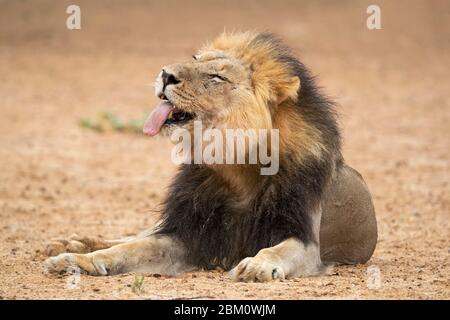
208 74 227 83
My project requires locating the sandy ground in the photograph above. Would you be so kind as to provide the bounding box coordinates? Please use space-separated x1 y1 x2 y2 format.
0 0 449 299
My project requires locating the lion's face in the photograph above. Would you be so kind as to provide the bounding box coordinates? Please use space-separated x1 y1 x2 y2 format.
143 32 301 138
148 51 252 136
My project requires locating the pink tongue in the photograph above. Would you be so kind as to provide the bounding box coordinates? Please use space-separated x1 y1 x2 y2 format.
143 101 174 136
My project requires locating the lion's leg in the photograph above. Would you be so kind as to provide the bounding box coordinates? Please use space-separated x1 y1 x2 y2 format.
231 210 328 282
46 235 134 256
45 225 161 256
320 165 377 265
45 234 193 276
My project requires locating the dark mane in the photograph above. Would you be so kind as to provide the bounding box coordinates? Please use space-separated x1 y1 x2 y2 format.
251 32 342 161
155 34 342 270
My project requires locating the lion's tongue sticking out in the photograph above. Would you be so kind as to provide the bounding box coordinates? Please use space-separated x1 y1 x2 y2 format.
143 101 174 136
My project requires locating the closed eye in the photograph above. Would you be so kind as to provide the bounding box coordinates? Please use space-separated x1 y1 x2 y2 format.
208 74 228 82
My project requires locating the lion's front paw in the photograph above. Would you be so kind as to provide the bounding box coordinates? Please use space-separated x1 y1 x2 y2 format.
44 252 112 276
230 256 285 282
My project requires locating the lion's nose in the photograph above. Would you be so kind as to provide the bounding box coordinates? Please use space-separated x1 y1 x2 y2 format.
161 69 180 88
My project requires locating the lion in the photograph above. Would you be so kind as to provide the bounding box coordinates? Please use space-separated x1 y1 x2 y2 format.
45 32 377 282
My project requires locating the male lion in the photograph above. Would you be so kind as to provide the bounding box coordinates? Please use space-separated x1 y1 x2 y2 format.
45 32 377 282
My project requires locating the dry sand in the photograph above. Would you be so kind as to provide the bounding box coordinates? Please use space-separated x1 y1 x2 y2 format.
0 0 448 299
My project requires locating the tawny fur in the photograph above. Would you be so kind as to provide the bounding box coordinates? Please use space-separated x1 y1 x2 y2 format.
45 31 377 282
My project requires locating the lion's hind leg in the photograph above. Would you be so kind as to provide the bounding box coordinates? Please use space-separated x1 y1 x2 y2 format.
45 225 161 256
46 234 134 256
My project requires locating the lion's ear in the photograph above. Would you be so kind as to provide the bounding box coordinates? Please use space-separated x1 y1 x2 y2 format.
276 76 301 104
